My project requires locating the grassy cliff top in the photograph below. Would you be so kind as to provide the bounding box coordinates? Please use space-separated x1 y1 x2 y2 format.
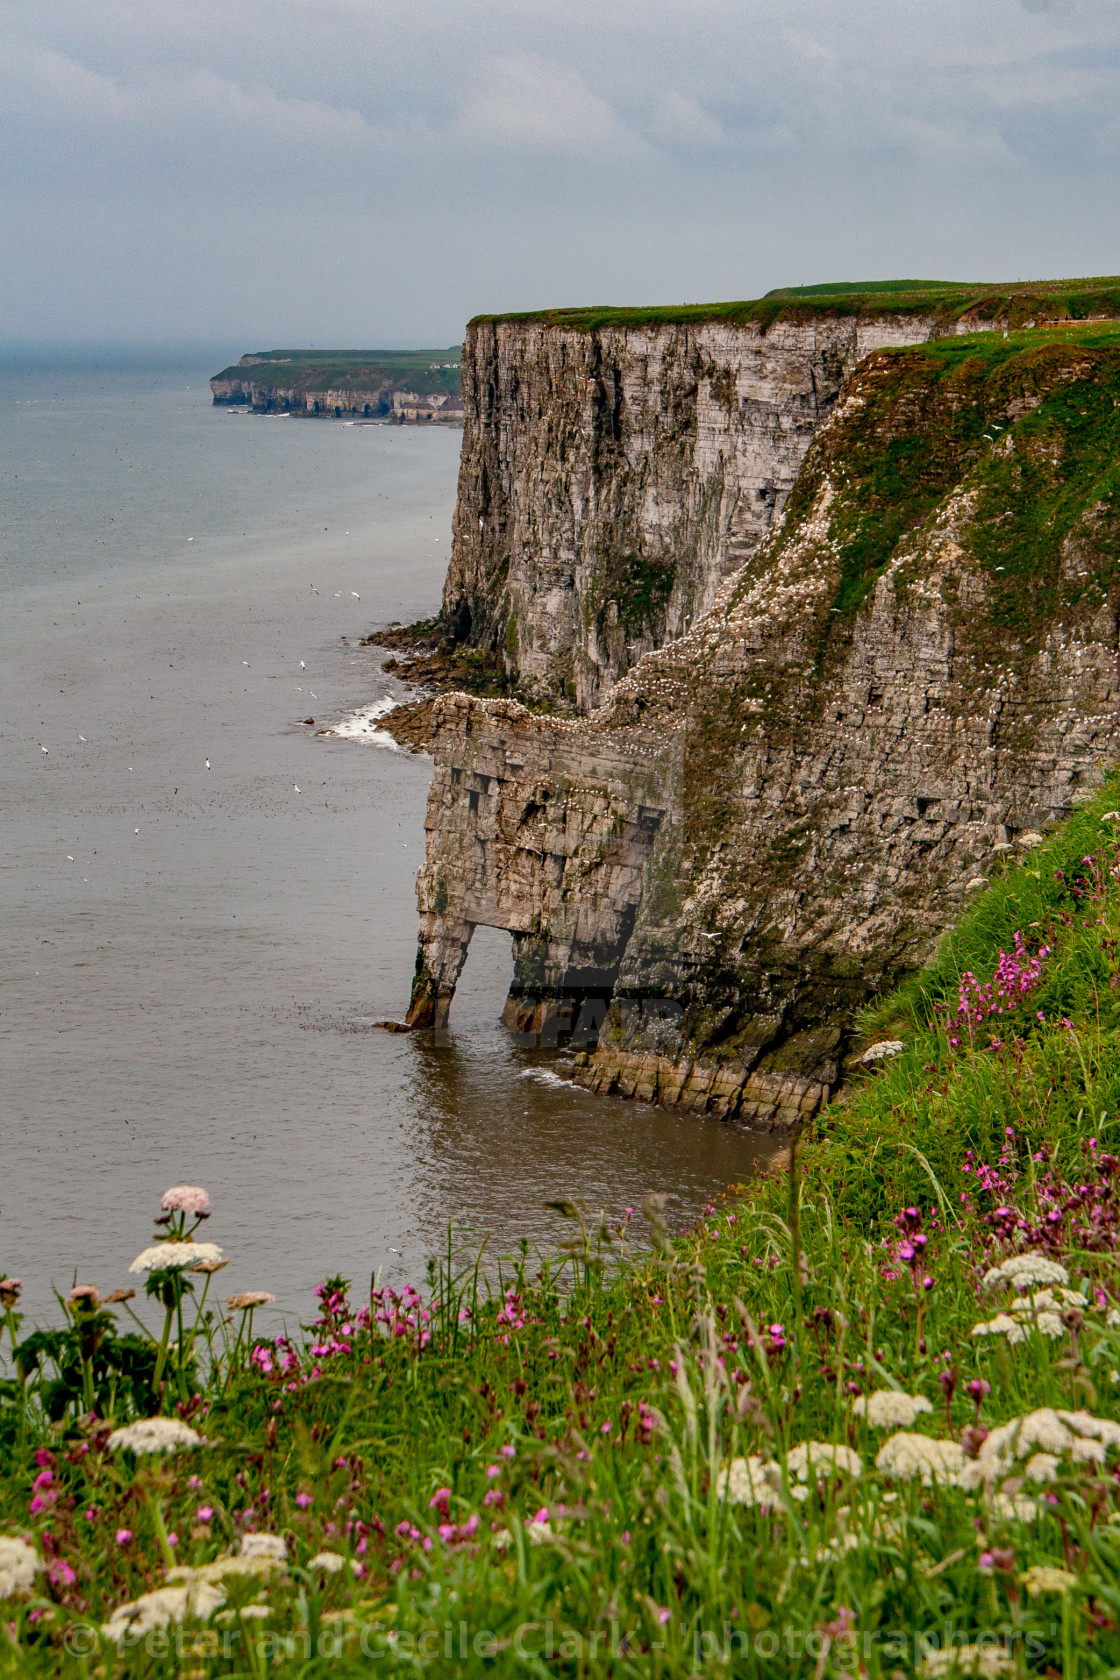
470 274 1120 334
210 347 461 393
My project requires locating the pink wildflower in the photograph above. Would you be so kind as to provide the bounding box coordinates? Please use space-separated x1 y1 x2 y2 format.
197 1505 214 1523
115 1529 132 1545
160 1185 210 1214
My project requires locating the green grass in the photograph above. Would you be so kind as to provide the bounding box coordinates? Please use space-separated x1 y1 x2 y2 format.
471 274 1120 335
7 793 1120 1673
210 349 461 397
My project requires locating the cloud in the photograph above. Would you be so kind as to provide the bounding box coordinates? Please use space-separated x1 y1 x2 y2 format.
648 91 727 148
1 44 391 149
455 53 646 161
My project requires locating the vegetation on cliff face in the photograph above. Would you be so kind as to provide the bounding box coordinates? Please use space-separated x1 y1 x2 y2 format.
6 797 1120 1672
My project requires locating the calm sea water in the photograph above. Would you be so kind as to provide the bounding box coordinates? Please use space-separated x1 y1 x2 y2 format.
0 353 771 1330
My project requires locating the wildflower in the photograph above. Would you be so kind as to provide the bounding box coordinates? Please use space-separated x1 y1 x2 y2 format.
485 1465 500 1478
716 1456 782 1507
853 1391 933 1428
989 1493 1039 1522
115 1529 132 1546
295 1493 313 1510
0 1278 22 1308
68 1285 100 1307
983 1253 1069 1291
920 1642 1014 1676
958 1408 1120 1486
49 1558 77 1588
105 1288 135 1303
161 1186 211 1214
130 1242 223 1274
1023 1453 1060 1482
876 1434 966 1485
197 1506 214 1523
107 1417 203 1454
0 1537 41 1598
1020 1565 1078 1597
103 1583 226 1641
307 1551 347 1574
240 1534 287 1563
226 1292 276 1311
786 1442 862 1481
971 1314 1027 1345
860 1040 904 1063
190 1258 229 1274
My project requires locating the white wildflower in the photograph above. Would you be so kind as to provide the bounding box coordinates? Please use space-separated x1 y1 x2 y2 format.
107 1417 203 1454
959 1408 1120 1487
716 1456 782 1507
988 1492 1040 1522
160 1186 210 1214
971 1314 1027 1345
1008 1288 1084 1314
1018 832 1045 849
130 1242 223 1274
877 1434 966 1485
0 1537 41 1598
860 1040 904 1063
307 1551 348 1574
1107 1309 1120 1328
1023 1453 1060 1483
104 1582 225 1641
1020 1565 1078 1597
785 1442 862 1481
982 1253 1069 1291
854 1390 933 1428
921 1642 1014 1675
238 1604 271 1619
240 1534 287 1563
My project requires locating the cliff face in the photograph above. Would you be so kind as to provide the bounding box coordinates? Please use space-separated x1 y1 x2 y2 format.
443 313 952 710
410 325 1120 1128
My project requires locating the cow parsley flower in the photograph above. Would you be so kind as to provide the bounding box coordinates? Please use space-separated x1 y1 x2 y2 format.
226 1292 275 1311
786 1442 862 1481
130 1242 223 1274
983 1253 1069 1291
876 1434 966 1485
307 1551 347 1574
160 1186 211 1214
107 1418 203 1454
958 1407 1120 1487
971 1314 1027 1345
240 1534 287 1563
854 1390 933 1428
1023 1453 1060 1483
921 1642 1013 1676
103 1582 225 1641
0 1537 41 1598
716 1456 782 1507
988 1492 1039 1522
1020 1565 1078 1597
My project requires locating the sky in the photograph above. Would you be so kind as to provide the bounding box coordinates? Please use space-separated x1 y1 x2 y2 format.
3 0 1120 348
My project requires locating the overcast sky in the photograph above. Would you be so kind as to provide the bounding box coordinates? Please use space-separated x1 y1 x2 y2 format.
3 0 1120 348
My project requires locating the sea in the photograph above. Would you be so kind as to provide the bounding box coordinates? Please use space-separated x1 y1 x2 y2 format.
0 351 772 1332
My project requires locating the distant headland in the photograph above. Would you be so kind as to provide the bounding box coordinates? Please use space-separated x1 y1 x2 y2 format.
209 347 463 422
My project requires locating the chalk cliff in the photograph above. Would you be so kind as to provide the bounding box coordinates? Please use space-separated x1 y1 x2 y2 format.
409 307 1120 1128
441 283 1120 711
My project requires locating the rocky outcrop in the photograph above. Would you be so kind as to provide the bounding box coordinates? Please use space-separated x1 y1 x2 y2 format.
409 324 1120 1128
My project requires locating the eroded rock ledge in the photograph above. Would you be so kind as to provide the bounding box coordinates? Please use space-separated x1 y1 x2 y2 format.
407 325 1120 1127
